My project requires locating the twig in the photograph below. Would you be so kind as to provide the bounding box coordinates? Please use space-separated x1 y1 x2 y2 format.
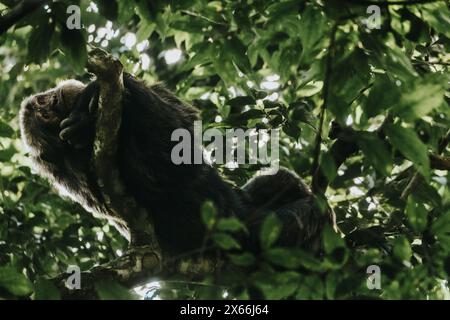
311 24 338 193
412 59 450 67
429 154 450 170
180 10 228 27
0 0 48 35
400 171 420 200
438 129 450 154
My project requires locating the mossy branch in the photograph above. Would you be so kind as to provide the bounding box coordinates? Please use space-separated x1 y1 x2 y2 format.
86 48 159 249
51 48 221 299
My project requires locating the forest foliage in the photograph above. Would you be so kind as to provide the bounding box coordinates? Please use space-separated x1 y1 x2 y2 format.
0 0 449 299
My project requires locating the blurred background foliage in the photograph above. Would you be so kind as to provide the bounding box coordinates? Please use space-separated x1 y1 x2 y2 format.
0 0 449 299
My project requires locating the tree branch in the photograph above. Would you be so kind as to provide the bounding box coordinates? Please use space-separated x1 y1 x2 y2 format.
50 49 221 299
312 124 359 195
0 0 48 35
311 24 338 194
54 245 222 299
312 123 450 197
438 129 450 154
86 48 160 249
429 154 450 171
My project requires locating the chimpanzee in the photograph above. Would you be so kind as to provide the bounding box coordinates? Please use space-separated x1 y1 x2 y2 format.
19 73 333 255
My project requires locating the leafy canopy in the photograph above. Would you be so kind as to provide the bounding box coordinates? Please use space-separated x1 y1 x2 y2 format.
0 0 449 299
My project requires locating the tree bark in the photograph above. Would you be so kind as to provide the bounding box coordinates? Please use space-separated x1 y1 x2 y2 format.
51 48 220 299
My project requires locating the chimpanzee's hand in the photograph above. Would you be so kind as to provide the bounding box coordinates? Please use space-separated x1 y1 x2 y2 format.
59 83 99 149
59 111 95 149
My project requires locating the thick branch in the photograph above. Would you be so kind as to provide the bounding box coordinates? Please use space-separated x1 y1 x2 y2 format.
49 49 224 299
54 245 222 299
86 48 160 249
429 154 450 170
0 0 48 35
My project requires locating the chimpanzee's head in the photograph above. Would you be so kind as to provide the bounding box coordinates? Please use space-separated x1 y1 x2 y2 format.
19 80 85 155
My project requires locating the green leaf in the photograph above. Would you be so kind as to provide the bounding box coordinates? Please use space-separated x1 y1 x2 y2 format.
298 5 327 63
265 248 323 271
227 96 256 109
170 15 210 33
117 0 135 24
0 265 33 297
328 48 371 120
136 20 155 42
290 102 316 129
323 224 345 255
296 81 323 97
260 213 282 249
392 74 447 122
224 36 252 74
383 46 417 81
365 75 400 118
319 151 337 184
265 248 301 269
357 132 393 176
219 104 231 118
384 123 430 179
444 256 450 277
213 49 238 84
228 252 255 266
272 275 300 299
361 34 417 81
296 275 324 299
271 272 301 299
0 146 15 161
366 74 447 121
431 210 450 238
59 27 87 73
405 196 428 233
325 272 338 299
95 280 136 300
27 23 54 64
201 200 217 230
217 217 248 234
250 89 268 100
135 0 156 21
282 122 301 140
422 3 450 38
97 0 118 20
251 271 300 299
266 1 299 22
212 232 241 250
34 279 61 300
0 120 14 137
393 236 412 262
411 181 442 208
180 42 216 72
155 8 172 40
270 40 302 80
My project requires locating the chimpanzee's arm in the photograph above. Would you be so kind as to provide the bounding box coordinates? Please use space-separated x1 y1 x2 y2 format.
59 81 99 149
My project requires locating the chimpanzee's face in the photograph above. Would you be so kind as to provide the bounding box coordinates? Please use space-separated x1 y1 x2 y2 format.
20 80 86 126
19 80 86 152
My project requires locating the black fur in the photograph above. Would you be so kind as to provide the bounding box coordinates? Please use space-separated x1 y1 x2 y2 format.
20 74 331 255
